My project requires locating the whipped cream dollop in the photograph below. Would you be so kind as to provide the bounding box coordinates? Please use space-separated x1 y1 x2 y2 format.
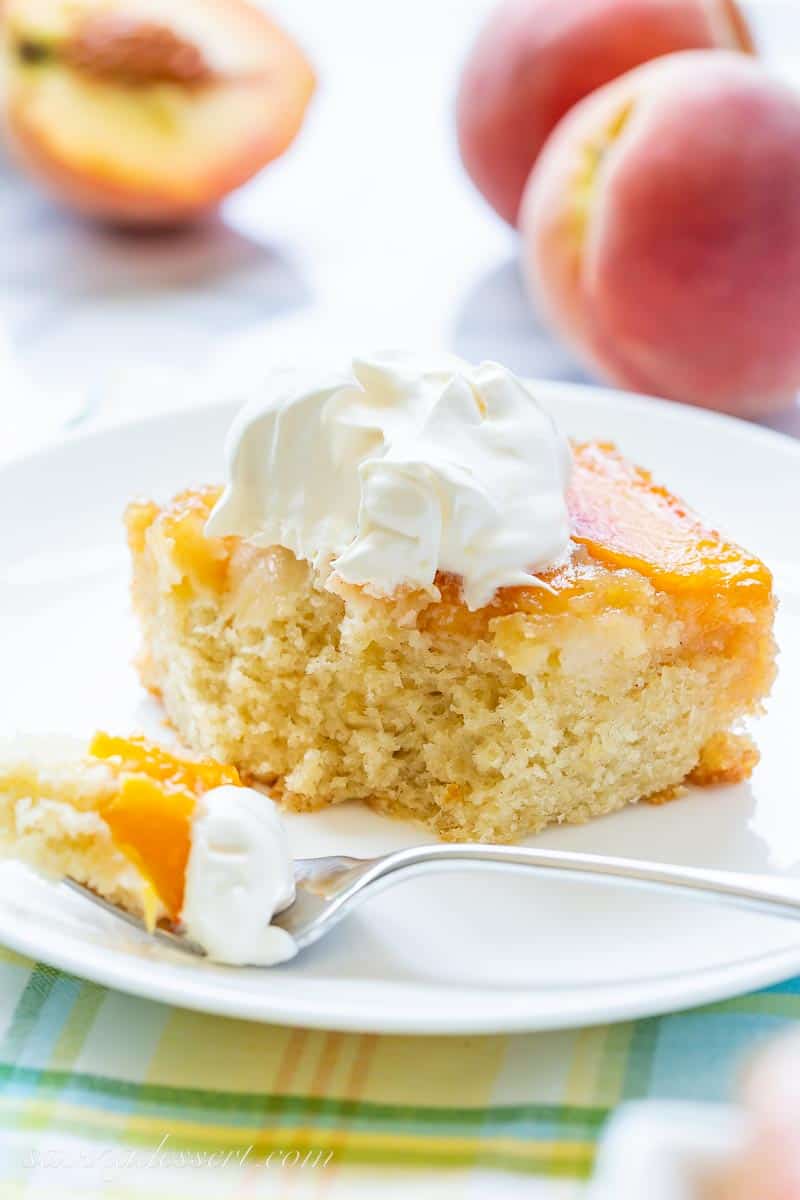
206 351 572 610
181 785 296 966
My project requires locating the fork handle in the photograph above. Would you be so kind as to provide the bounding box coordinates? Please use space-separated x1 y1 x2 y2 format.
371 844 800 924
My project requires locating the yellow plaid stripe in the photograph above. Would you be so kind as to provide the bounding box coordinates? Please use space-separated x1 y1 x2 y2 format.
1 950 799 1191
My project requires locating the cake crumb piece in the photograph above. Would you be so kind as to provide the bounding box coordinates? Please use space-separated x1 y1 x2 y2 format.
688 732 760 787
644 783 688 807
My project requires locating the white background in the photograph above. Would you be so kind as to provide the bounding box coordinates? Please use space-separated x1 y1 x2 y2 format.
0 0 799 443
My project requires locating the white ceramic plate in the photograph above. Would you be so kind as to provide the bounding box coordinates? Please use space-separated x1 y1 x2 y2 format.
1 384 799 1034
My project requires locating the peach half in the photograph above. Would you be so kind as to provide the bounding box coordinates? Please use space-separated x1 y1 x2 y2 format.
521 51 800 417
1 0 315 225
457 0 753 227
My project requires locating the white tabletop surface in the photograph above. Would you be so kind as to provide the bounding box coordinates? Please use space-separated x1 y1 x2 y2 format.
1 0 799 452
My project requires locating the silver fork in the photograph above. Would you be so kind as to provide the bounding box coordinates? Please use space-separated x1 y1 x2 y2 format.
65 843 800 961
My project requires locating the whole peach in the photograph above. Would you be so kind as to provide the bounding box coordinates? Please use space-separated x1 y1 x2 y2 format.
520 51 800 417
457 0 753 227
0 0 315 226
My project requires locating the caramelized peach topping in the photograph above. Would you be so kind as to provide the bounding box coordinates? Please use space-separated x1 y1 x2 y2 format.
126 443 772 621
568 443 772 602
89 733 240 920
126 488 228 595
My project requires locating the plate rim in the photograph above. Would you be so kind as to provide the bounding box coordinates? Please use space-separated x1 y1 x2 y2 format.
2 874 800 1034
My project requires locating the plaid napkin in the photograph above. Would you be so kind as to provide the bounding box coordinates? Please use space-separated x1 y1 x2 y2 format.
0 946 796 1198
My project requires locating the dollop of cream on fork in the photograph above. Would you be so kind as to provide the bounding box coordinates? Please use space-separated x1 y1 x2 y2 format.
182 785 296 965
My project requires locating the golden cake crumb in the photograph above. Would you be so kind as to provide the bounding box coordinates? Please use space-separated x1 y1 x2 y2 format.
688 732 761 787
644 784 689 807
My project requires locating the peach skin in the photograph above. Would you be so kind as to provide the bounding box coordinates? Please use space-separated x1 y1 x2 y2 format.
0 0 315 226
456 0 753 227
520 51 800 417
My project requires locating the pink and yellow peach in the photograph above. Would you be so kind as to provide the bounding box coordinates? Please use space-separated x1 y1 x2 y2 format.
0 0 315 226
457 0 753 227
521 51 800 416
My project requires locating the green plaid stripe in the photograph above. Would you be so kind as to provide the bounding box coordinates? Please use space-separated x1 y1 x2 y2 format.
0 948 797 1195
